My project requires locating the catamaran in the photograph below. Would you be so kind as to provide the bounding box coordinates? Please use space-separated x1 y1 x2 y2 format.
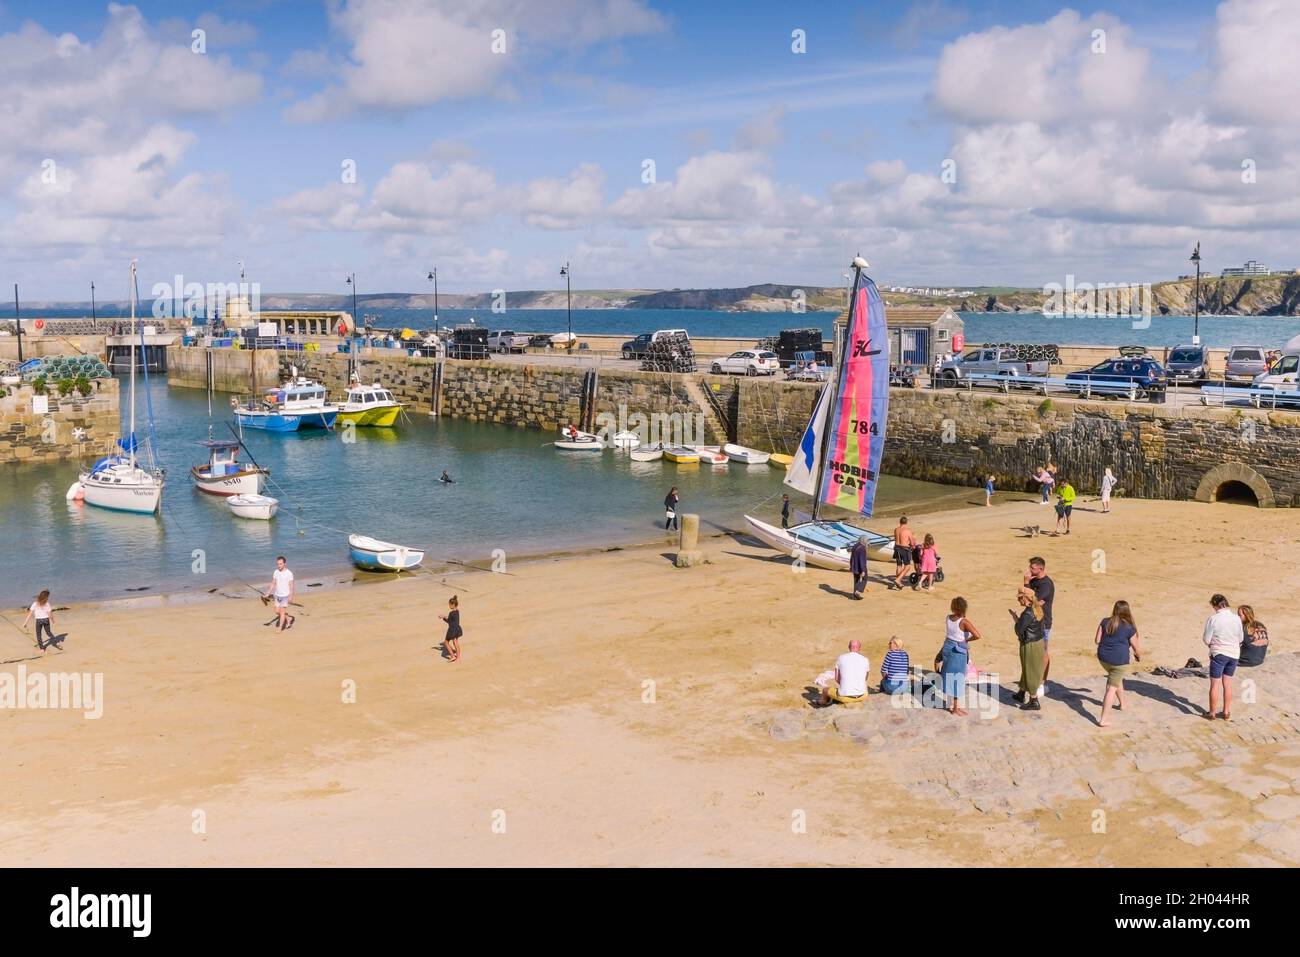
744 257 894 568
67 261 165 514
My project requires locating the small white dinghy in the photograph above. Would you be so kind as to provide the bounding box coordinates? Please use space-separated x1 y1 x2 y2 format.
227 494 279 520
555 428 605 452
629 447 663 462
723 443 771 465
348 534 425 571
610 430 641 450
690 445 730 466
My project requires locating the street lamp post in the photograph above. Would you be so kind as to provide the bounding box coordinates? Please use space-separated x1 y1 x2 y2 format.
427 269 438 333
13 283 22 363
560 262 571 346
90 281 97 330
346 273 358 332
1190 243 1202 346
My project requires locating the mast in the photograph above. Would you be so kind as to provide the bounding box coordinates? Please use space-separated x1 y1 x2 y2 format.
811 260 863 522
128 260 137 468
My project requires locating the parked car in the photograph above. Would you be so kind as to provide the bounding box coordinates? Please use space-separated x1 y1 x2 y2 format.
1065 356 1167 402
709 349 780 376
622 328 689 359
1165 344 1211 385
1224 345 1269 384
487 330 529 354
934 347 1049 385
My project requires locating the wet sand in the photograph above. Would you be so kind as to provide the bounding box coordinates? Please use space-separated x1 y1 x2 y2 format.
1 494 1296 866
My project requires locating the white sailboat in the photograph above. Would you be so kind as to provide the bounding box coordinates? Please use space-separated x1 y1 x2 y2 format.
743 257 893 568
68 261 165 514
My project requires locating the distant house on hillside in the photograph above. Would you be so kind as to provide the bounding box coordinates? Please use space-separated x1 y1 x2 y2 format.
1222 260 1270 276
834 303 963 369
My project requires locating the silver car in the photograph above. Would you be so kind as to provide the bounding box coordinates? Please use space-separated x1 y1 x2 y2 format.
1224 345 1268 384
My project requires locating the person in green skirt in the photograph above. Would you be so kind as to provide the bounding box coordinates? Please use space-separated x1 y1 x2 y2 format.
1010 589 1046 711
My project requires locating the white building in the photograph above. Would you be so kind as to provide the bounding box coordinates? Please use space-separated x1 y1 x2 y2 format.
1222 260 1270 276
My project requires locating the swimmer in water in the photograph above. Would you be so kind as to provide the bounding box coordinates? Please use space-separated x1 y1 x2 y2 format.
440 470 453 484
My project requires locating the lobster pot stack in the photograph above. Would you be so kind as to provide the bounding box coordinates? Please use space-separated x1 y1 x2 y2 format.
985 342 1061 366
640 332 696 373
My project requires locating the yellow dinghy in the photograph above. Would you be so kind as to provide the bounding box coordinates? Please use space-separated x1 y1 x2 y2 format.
336 379 403 428
768 453 794 469
663 446 700 464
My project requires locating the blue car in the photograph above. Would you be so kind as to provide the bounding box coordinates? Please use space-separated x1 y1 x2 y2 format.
1065 356 1167 402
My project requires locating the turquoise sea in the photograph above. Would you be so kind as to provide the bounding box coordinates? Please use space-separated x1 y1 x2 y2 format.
0 376 971 608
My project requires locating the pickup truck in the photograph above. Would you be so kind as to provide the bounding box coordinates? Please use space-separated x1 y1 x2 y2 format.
622 329 689 359
934 348 1050 385
487 330 529 354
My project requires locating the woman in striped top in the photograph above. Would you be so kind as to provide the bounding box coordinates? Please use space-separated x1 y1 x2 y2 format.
880 637 910 695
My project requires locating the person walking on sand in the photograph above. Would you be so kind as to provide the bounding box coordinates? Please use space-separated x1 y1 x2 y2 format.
22 589 58 652
1203 593 1243 720
1095 599 1143 727
891 516 916 590
940 597 982 716
439 595 463 662
850 536 869 599
1100 467 1117 513
780 493 791 530
1054 478 1075 534
917 533 938 590
664 487 680 531
984 474 995 507
263 555 295 632
1031 466 1054 504
1009 589 1046 711
1023 557 1055 695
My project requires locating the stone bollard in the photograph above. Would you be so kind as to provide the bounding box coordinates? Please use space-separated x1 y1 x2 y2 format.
675 513 706 568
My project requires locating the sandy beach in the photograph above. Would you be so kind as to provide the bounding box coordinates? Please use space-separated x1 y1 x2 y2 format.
2 492 1297 867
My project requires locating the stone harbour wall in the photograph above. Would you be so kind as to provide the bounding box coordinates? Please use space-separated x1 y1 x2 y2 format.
0 380 120 466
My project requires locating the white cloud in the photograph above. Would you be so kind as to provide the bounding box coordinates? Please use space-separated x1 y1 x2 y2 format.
286 0 666 121
1211 0 1300 125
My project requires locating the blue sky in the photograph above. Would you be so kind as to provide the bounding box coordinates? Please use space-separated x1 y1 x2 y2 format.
0 0 1291 300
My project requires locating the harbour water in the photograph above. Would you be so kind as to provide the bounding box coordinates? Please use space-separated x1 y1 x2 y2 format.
0 376 970 608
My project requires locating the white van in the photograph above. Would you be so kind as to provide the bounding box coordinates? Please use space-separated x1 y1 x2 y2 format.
1253 353 1299 387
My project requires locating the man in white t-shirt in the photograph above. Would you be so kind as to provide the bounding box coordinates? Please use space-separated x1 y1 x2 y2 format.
263 555 295 632
818 640 870 705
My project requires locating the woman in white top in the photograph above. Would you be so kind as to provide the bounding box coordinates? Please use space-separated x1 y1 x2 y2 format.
22 589 57 652
1100 467 1117 513
939 596 982 716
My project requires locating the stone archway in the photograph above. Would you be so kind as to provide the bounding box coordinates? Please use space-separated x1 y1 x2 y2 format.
1193 462 1274 507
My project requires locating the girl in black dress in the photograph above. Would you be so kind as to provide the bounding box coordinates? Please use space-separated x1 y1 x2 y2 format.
439 595 463 662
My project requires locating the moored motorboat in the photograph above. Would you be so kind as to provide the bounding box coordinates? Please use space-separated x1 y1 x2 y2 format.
663 446 700 464
348 534 425 571
629 447 663 462
723 443 771 465
336 376 403 428
227 493 279 520
690 445 730 466
191 439 268 496
233 376 338 432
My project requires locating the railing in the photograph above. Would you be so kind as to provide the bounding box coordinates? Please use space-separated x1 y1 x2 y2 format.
1198 384 1300 409
931 371 1167 403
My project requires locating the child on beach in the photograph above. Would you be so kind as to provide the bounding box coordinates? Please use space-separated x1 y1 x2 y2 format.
439 595 463 662
1031 466 1054 504
22 589 58 652
918 534 938 590
1100 467 1117 513
984 474 995 507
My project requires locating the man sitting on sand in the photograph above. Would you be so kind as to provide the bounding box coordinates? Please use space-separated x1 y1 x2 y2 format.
816 640 870 706
891 516 916 590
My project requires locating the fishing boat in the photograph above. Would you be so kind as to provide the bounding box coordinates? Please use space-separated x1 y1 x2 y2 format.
555 428 604 451
336 376 403 427
191 439 268 496
690 445 730 466
67 260 165 515
744 257 894 569
663 446 700 464
723 443 771 465
630 447 664 462
610 430 641 449
227 493 279 520
233 374 338 432
768 453 794 469
348 534 425 571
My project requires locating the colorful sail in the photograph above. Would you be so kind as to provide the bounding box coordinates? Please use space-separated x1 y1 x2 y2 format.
820 273 888 515
783 371 830 498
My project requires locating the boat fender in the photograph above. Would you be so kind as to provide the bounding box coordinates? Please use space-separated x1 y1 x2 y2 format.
65 481 84 502
229 396 238 409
